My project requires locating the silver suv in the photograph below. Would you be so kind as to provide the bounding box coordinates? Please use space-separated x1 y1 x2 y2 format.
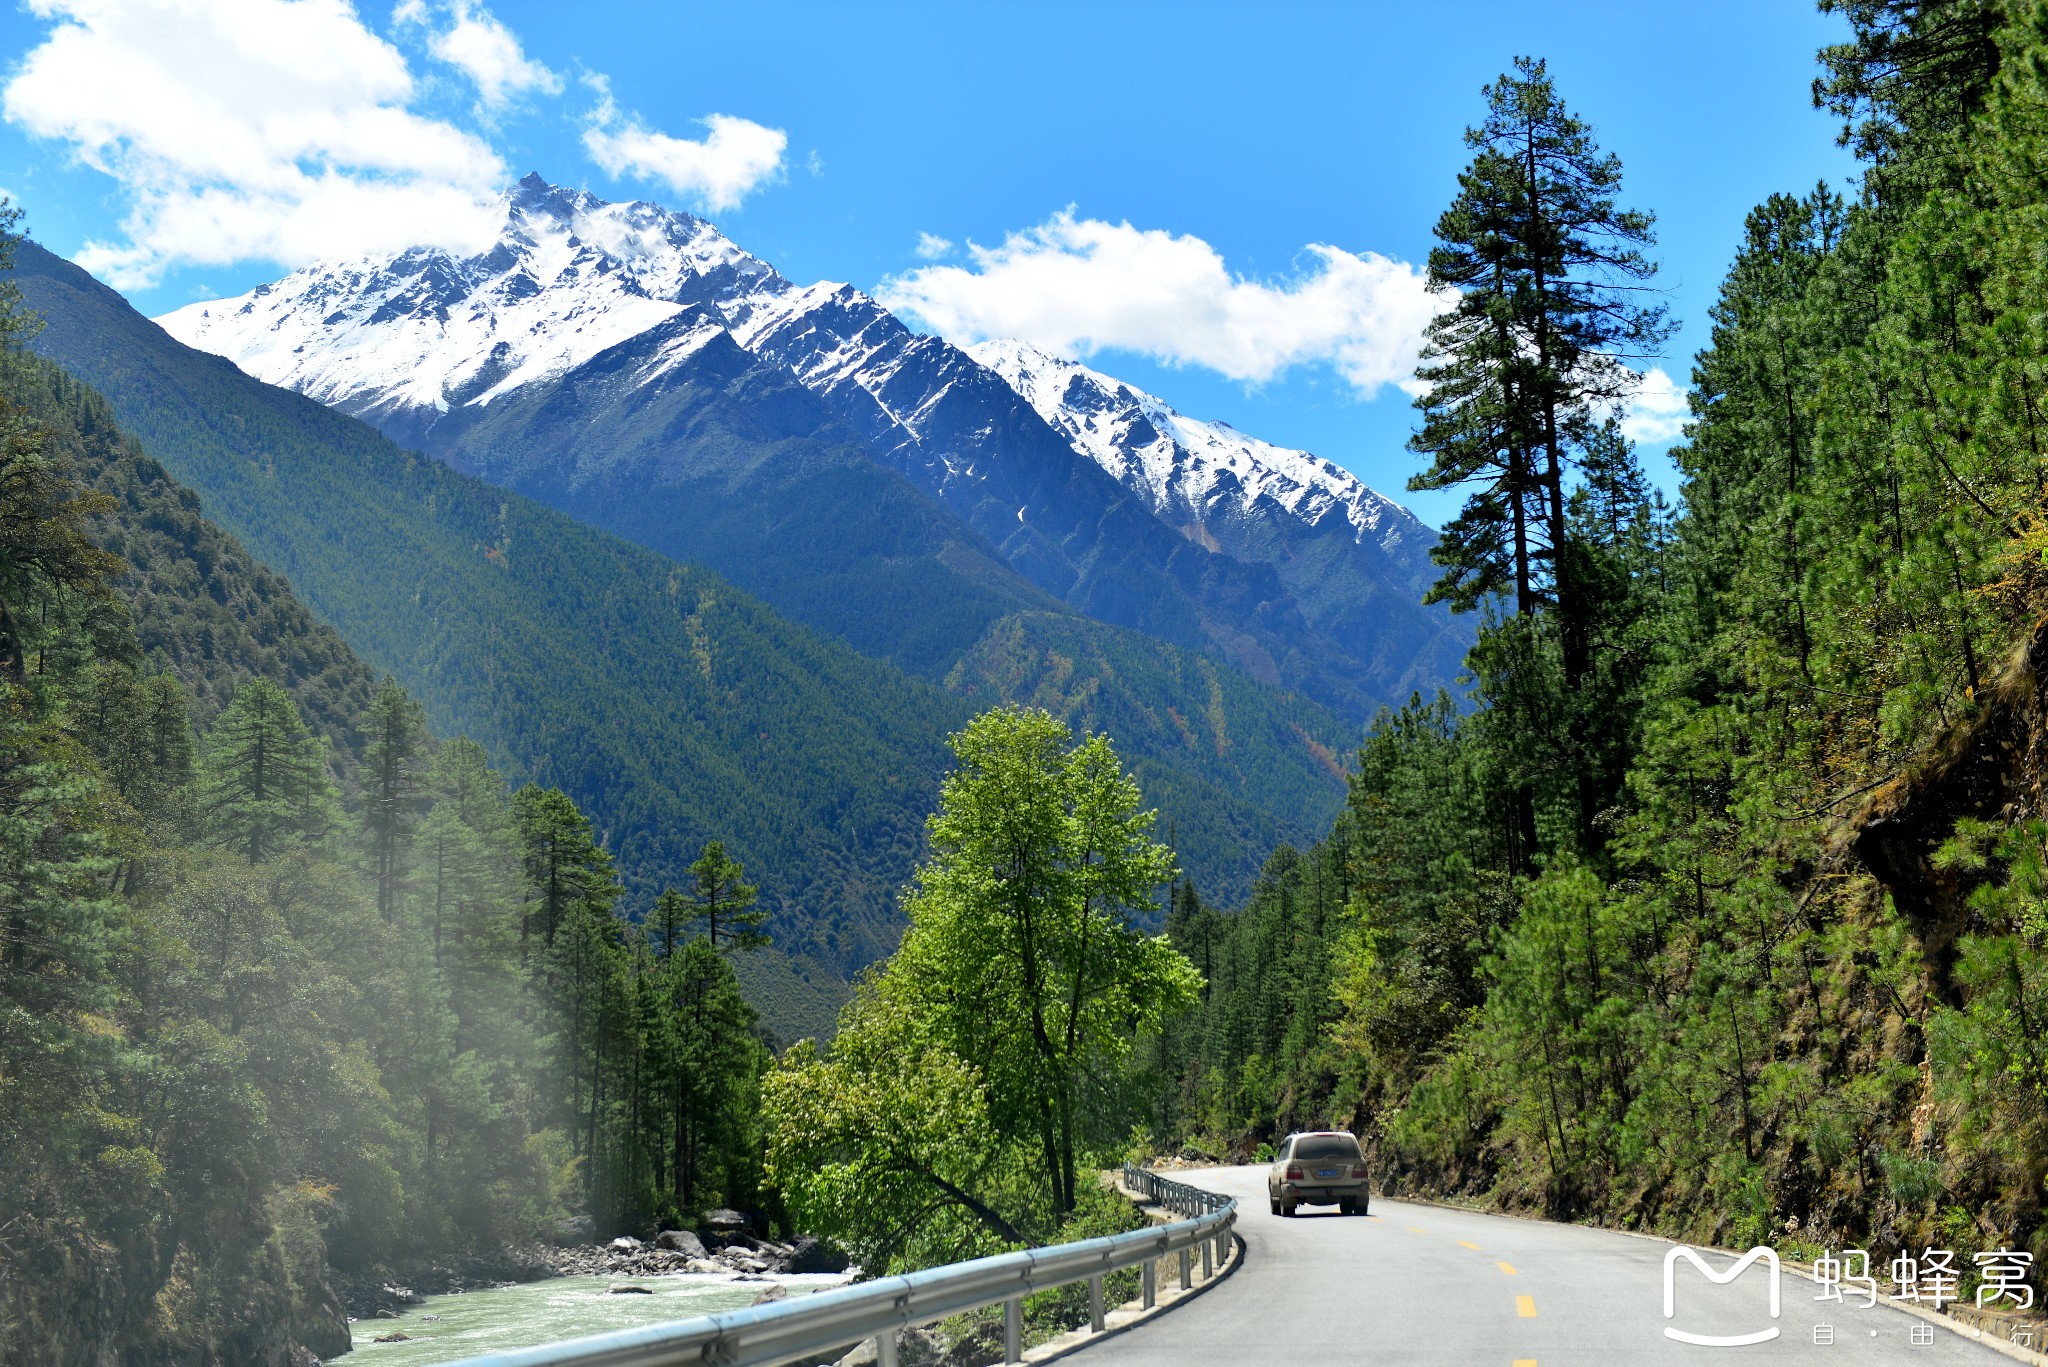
1267 1131 1369 1216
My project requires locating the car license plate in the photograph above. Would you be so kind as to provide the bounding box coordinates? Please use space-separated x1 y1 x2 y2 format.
1317 1168 1338 1178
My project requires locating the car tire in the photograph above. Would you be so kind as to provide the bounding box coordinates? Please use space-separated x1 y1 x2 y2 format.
1269 1197 1280 1216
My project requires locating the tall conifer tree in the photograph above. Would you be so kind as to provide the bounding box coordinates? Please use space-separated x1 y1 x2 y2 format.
681 840 766 952
362 676 427 919
201 678 333 863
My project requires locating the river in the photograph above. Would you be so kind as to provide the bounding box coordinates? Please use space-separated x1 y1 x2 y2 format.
344 1270 855 1364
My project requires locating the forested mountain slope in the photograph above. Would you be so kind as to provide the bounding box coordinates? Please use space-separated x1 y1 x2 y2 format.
426 303 1356 878
17 237 958 1031
18 241 1351 1001
31 354 381 758
1 338 787 1363
425 306 1057 678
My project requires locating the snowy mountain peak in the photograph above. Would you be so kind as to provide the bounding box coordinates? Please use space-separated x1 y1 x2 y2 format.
155 175 1432 594
155 174 778 421
142 175 1462 721
967 339 1422 553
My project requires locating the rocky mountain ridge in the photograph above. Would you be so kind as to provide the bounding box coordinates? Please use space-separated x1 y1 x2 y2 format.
157 174 1468 719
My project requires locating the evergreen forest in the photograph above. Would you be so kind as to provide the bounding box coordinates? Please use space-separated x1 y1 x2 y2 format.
0 295 781 1361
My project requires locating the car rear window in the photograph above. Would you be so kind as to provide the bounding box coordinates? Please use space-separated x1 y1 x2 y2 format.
1293 1135 1362 1161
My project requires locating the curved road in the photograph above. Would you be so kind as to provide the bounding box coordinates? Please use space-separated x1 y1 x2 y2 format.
1072 1166 2018 1365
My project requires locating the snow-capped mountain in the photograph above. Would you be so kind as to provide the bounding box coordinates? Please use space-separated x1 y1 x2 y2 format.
968 339 1426 559
158 174 777 446
962 340 1457 690
156 174 1467 717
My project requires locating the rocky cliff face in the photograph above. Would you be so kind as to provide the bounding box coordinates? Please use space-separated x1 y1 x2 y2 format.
1851 619 2048 991
4 1203 348 1367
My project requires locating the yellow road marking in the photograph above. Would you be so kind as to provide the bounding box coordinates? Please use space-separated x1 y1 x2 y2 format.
1406 1225 1428 1234
1458 1240 1482 1251
1513 1360 1537 1366
1497 1261 1518 1276
1516 1294 1537 1318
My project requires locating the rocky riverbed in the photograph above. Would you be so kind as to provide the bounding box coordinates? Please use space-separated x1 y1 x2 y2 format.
342 1269 857 1365
335 1220 851 1320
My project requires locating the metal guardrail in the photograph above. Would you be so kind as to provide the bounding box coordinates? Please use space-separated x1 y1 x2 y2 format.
447 1165 1234 1367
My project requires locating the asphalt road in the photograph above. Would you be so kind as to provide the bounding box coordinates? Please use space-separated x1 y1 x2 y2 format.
1070 1166 2019 1365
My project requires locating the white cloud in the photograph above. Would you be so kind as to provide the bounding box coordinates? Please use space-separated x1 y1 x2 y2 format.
878 210 1439 398
1622 366 1690 445
582 77 786 215
4 0 507 286
914 231 953 260
422 0 561 110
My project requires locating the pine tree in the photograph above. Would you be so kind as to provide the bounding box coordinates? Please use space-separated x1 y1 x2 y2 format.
512 784 611 955
201 678 334 863
0 394 121 687
681 840 766 952
1410 137 1545 617
646 888 691 960
416 740 519 1031
1411 55 1671 855
659 938 763 1209
362 676 427 919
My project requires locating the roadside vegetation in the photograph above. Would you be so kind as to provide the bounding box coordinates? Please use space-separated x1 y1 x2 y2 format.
765 706 1195 1274
1149 0 2048 1281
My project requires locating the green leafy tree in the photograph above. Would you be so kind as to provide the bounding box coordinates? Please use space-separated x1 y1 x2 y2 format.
768 705 1199 1262
767 987 1022 1270
896 707 1195 1216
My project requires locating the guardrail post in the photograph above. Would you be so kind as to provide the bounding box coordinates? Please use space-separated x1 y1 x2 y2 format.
1089 1274 1105 1332
1202 1235 1213 1280
1004 1296 1022 1363
1142 1257 1156 1309
875 1331 899 1367
1178 1246 1191 1291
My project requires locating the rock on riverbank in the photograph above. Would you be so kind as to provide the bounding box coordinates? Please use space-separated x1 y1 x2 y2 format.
546 1233 850 1279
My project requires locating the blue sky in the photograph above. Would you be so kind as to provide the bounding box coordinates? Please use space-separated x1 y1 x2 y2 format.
0 0 1857 525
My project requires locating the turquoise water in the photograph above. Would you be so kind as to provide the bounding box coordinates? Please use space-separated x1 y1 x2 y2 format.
345 1272 852 1365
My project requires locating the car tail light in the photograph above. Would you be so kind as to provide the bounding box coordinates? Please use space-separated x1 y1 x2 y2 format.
1352 1164 1369 1178
1285 1165 1303 1180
